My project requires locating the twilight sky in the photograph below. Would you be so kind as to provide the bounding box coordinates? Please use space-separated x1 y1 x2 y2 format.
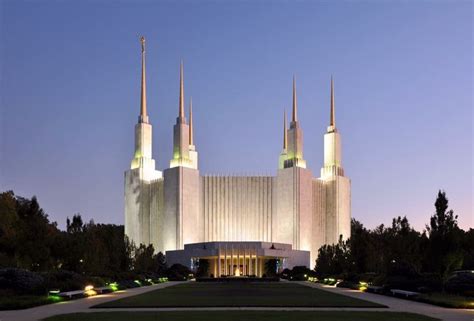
0 1 472 231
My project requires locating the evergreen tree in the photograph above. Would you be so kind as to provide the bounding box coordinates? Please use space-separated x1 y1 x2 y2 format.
426 190 463 285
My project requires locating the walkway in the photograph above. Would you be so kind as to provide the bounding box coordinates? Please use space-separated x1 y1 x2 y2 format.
300 282 474 321
0 282 179 321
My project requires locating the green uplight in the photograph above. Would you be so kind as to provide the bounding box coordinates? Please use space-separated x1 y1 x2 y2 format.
48 295 62 303
109 282 119 291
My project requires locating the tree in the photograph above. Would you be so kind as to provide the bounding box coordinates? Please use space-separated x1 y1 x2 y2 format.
0 191 18 267
315 236 351 278
134 244 155 273
462 229 474 270
66 214 84 234
264 259 278 277
15 196 59 271
154 252 167 276
196 259 209 277
349 219 369 274
385 216 424 276
426 191 463 285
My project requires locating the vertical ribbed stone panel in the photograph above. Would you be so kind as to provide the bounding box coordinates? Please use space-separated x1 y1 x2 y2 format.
201 175 273 242
149 178 164 252
163 166 200 251
312 179 326 266
274 167 313 251
125 164 162 249
324 176 351 245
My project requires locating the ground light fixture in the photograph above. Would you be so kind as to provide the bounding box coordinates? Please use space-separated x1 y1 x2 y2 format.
108 282 119 291
48 290 62 302
84 285 97 296
359 281 369 291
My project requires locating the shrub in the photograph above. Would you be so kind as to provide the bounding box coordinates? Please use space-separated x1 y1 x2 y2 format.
0 268 45 295
281 266 316 281
336 280 359 290
166 264 193 281
42 270 87 292
118 279 141 288
372 273 443 293
445 271 474 296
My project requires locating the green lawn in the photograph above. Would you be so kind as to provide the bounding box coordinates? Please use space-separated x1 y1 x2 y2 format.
43 311 440 321
0 295 56 310
93 282 385 308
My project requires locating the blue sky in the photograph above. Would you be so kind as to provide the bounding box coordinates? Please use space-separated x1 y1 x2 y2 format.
1 0 472 231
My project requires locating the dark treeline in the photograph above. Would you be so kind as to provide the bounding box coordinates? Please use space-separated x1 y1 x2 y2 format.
0 191 169 279
316 191 474 291
1 189 472 287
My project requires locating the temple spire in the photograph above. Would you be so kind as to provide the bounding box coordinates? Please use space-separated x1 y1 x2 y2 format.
189 98 194 146
178 60 185 121
283 109 287 150
330 76 335 127
292 75 297 123
139 36 148 123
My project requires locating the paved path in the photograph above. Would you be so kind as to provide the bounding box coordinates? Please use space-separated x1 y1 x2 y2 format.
1 281 472 321
0 282 179 321
300 281 474 321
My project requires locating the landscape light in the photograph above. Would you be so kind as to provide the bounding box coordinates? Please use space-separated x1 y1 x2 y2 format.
134 280 142 286
48 289 62 302
359 281 368 291
84 285 97 296
109 282 119 291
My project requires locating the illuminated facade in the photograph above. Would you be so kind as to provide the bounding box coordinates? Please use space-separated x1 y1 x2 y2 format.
124 38 351 274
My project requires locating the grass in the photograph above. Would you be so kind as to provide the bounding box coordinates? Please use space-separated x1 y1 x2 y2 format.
93 282 385 308
417 292 474 309
43 311 440 321
0 295 58 310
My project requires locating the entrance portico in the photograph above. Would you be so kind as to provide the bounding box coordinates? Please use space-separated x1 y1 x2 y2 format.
166 241 310 277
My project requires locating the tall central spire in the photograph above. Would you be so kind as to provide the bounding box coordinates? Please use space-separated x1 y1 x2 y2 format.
189 98 194 146
292 75 297 123
330 76 335 127
139 36 148 123
178 60 185 122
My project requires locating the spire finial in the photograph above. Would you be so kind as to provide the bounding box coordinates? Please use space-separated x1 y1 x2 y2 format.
189 97 194 146
139 36 148 123
292 75 297 123
330 75 335 127
283 109 287 150
179 60 185 120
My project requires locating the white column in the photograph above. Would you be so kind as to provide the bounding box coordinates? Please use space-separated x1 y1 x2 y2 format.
231 244 234 275
224 245 227 276
249 247 252 276
255 251 258 277
237 245 240 276
217 246 221 277
243 246 247 276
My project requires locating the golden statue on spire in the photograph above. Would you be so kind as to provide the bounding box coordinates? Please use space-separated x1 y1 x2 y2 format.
140 36 146 53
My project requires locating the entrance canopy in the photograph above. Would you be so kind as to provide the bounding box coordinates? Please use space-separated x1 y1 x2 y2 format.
166 241 310 278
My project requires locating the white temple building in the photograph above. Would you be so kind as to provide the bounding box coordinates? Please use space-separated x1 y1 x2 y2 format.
124 38 351 276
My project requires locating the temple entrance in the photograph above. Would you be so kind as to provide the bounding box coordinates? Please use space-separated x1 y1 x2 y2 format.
232 265 243 276
171 241 310 278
